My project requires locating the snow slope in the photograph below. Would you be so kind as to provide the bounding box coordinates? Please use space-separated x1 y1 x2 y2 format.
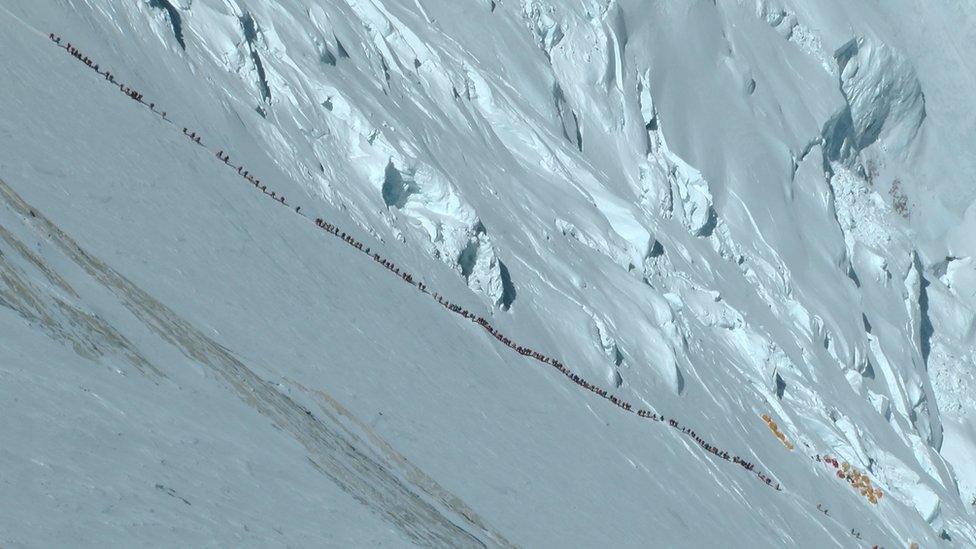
1 0 975 546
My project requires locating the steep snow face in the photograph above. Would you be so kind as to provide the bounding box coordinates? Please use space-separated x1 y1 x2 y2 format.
2 0 976 546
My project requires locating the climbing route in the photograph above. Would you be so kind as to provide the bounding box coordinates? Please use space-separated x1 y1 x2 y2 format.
33 27 914 547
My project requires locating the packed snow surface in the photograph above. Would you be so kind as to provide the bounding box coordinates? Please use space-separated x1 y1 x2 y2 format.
2 0 976 547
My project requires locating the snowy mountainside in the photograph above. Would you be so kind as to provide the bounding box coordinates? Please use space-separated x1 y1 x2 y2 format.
1 0 976 546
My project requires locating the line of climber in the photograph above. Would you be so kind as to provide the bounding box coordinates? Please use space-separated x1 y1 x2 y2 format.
50 33 168 119
43 28 929 549
49 33 298 209
313 217 781 490
48 30 780 491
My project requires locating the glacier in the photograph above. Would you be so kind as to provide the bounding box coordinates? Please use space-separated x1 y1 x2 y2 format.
1 0 975 546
